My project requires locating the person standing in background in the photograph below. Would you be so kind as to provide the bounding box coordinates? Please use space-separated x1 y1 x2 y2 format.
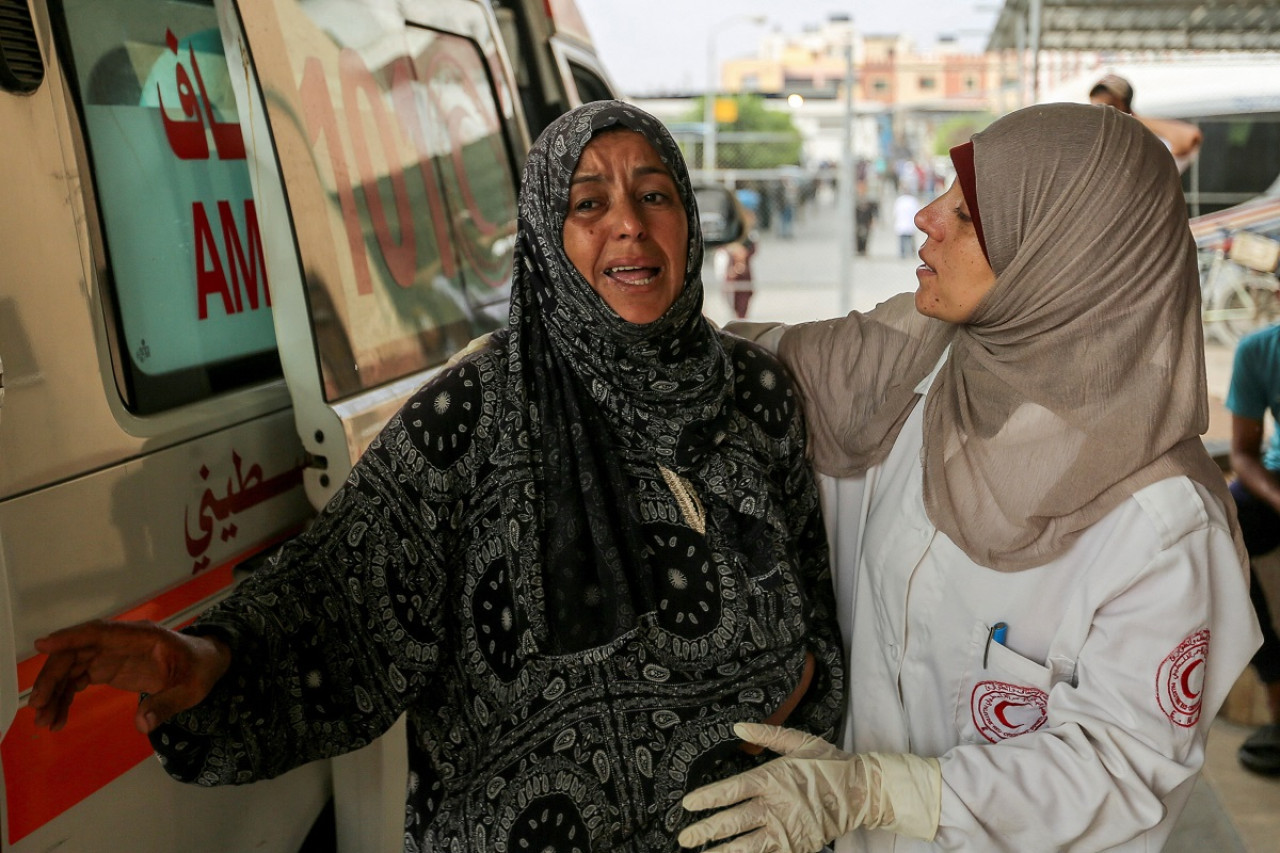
1225 322 1280 775
778 178 798 239
854 180 879 257
1089 74 1202 173
715 201 758 319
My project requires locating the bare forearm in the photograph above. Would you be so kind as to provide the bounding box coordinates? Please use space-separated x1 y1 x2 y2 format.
1231 452 1280 515
1137 116 1202 158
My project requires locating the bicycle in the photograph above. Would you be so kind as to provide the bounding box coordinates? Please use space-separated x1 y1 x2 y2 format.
1200 229 1280 346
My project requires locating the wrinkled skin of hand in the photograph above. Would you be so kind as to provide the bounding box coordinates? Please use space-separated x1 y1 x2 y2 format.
29 619 231 734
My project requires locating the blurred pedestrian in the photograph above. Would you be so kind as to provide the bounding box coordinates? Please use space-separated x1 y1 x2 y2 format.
715 200 758 319
854 181 879 256
779 178 798 239
716 241 756 320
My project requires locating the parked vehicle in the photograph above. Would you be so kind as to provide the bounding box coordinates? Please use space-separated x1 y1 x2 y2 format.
0 0 613 850
1046 58 1280 218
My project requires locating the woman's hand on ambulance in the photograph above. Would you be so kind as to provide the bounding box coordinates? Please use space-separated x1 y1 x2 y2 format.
29 619 231 734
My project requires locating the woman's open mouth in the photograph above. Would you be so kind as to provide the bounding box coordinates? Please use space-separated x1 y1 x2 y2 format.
605 265 661 286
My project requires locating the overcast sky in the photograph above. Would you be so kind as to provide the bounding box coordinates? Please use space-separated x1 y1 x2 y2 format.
574 1 1003 96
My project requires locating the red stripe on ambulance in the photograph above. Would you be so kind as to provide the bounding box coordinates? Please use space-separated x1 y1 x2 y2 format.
2 535 294 844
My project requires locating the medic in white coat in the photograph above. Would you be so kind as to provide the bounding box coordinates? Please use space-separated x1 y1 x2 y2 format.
678 103 1261 853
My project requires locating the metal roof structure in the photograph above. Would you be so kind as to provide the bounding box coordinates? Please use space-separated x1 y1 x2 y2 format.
987 1 1280 52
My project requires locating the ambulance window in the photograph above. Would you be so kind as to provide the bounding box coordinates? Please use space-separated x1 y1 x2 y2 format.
51 0 280 414
416 34 519 318
490 1 563 139
298 25 520 403
569 62 611 105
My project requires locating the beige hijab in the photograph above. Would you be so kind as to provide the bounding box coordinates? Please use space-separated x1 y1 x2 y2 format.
779 103 1240 571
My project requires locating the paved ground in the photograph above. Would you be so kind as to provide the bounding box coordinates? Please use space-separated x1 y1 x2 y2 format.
703 190 1280 851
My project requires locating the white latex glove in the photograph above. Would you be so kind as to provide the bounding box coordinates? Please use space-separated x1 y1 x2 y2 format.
678 723 942 853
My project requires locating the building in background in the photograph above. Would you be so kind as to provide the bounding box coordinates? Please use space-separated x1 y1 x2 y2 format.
633 11 1280 221
634 14 1012 198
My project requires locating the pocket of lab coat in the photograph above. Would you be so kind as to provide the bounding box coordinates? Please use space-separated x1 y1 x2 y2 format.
955 621 1053 745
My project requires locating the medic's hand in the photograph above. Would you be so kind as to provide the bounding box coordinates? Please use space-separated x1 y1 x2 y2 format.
678 723 942 853
29 620 231 734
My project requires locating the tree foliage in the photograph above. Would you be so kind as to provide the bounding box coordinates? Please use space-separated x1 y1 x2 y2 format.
682 94 803 170
931 113 996 157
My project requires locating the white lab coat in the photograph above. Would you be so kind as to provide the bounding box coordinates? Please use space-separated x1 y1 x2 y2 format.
822 369 1261 853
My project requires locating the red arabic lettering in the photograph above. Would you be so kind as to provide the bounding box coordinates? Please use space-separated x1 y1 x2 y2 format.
157 28 245 161
184 452 305 573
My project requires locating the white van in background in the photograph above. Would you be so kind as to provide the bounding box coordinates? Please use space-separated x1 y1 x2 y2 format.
1044 57 1280 217
0 0 613 850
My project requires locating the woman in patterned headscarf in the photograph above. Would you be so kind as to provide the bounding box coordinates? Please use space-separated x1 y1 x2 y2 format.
31 102 844 851
679 103 1259 852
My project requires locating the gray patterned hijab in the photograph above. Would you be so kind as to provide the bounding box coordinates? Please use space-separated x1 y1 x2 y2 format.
780 103 1243 571
500 101 737 650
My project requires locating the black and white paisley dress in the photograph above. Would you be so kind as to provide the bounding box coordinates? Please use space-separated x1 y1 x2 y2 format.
149 102 844 851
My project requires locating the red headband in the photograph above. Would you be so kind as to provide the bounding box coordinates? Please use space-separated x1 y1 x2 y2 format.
949 141 989 262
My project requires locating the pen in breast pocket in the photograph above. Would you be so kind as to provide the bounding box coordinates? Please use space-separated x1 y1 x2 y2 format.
984 621 1008 668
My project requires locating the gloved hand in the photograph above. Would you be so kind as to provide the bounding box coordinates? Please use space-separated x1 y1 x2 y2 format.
677 723 941 853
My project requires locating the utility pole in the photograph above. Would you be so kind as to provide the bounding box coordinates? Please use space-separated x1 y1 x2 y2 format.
838 26 856 314
704 15 767 177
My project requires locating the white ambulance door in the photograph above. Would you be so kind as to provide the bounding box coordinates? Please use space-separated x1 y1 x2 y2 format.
226 0 524 513
220 2 524 849
491 0 616 141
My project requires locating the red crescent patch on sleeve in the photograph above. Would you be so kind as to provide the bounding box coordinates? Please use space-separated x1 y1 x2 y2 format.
970 681 1049 743
1157 628 1210 728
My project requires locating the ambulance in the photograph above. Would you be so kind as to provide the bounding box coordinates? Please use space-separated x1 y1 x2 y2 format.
0 0 615 849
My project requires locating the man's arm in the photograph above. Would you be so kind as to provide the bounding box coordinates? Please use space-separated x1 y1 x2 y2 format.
1230 413 1280 514
1137 115 1203 159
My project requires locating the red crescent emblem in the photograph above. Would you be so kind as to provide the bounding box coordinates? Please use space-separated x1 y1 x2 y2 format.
1180 659 1204 699
1157 629 1210 727
971 681 1048 743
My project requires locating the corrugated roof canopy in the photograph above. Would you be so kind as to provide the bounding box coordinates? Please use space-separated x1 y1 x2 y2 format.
988 1 1280 52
